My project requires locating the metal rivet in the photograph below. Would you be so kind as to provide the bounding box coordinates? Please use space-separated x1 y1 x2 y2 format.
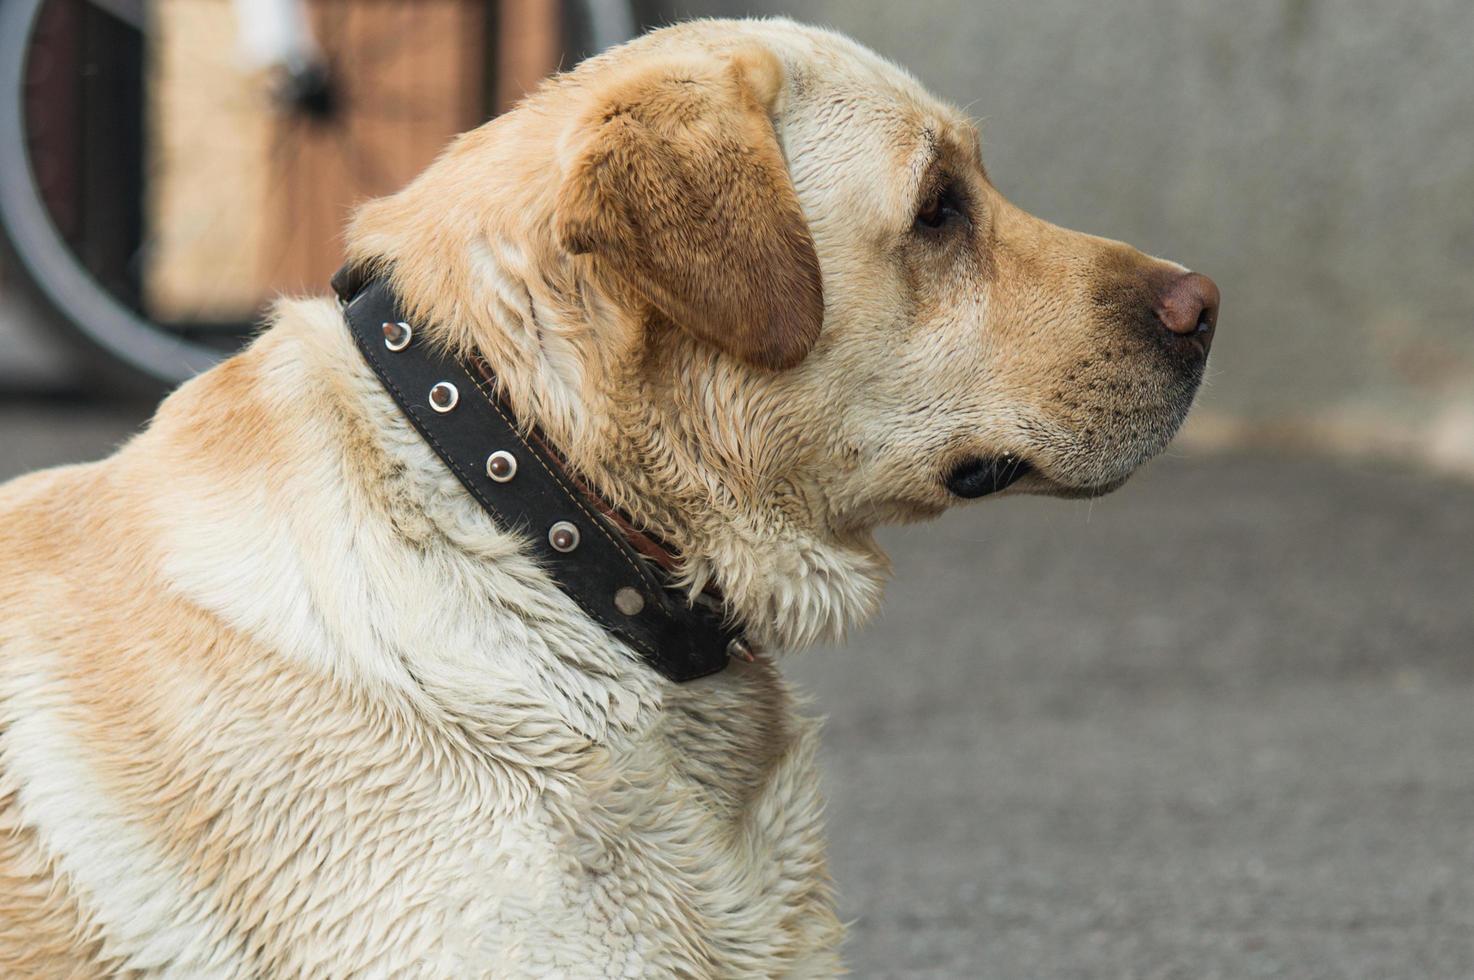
727 636 756 663
613 587 645 616
548 521 580 553
485 450 517 482
382 320 412 351
428 381 459 413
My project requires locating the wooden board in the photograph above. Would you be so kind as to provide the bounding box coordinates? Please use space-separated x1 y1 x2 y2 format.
144 0 516 322
144 0 272 320
263 0 490 299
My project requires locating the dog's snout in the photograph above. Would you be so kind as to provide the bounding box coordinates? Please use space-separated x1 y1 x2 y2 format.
1154 272 1219 351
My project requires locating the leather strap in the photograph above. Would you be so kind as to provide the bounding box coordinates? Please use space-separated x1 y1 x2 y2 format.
339 276 737 682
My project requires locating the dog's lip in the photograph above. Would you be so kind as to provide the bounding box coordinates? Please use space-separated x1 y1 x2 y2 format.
944 455 1136 501
944 454 1035 499
1039 473 1133 499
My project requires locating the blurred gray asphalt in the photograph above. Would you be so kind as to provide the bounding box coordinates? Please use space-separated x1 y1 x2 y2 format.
4 401 1473 979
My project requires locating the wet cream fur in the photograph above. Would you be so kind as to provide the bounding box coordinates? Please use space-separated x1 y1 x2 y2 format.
0 18 1203 977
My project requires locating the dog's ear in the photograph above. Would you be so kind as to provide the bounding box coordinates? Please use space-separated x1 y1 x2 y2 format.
554 46 823 370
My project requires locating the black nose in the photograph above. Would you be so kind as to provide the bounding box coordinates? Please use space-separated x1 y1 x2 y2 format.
1154 272 1219 353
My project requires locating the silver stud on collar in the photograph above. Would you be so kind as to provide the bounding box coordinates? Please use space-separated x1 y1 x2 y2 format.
428 381 459 413
486 450 517 482
382 320 412 351
727 636 757 663
613 587 645 616
548 521 580 553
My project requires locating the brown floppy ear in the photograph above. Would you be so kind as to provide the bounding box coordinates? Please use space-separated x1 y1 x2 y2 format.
554 46 823 370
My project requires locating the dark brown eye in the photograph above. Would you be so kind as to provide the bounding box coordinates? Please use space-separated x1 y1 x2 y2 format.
915 184 962 230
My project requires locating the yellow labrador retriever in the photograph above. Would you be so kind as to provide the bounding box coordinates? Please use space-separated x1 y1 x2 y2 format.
0 18 1218 977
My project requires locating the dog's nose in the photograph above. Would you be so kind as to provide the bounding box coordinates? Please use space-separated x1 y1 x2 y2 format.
1155 272 1219 351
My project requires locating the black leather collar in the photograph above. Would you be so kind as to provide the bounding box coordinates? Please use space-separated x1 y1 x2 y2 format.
336 272 741 682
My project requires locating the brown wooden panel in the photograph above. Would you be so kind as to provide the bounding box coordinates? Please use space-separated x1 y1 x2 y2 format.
263 0 491 299
144 0 272 321
496 0 561 114
146 0 498 319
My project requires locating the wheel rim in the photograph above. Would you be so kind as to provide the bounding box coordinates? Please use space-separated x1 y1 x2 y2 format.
0 0 221 383
1 0 632 386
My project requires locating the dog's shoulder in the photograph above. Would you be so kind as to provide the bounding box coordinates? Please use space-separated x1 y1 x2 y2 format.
0 295 843 974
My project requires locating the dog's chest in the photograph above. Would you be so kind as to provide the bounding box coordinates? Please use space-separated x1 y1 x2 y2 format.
414 665 840 977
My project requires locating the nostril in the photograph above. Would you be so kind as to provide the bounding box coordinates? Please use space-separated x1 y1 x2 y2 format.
1156 271 1220 341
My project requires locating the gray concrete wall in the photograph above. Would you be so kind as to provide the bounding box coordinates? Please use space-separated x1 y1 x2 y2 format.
651 0 1474 471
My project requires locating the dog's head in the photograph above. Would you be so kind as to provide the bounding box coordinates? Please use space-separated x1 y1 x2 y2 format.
347 19 1218 647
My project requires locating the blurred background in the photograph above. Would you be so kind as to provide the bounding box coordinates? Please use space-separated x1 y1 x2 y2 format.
2 1 1471 977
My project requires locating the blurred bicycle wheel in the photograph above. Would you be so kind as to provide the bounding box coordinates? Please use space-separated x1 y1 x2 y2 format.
0 0 629 387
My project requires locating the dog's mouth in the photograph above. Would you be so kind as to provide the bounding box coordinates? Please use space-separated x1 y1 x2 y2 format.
944 454 1034 499
944 453 1137 500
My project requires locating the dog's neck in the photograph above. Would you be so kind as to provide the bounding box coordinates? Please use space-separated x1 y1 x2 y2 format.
347 239 887 654
341 115 888 653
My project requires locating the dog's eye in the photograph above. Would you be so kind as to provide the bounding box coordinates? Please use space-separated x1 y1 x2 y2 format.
915 184 962 230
